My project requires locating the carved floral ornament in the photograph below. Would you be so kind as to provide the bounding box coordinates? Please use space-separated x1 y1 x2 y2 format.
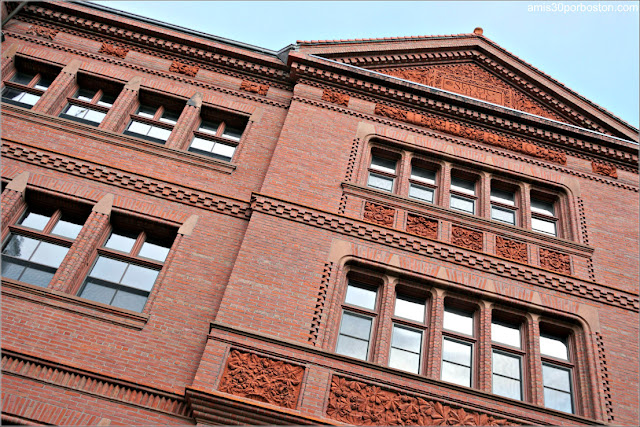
451 225 483 251
26 25 58 40
240 80 269 96
539 248 572 275
495 236 528 263
218 349 304 409
169 60 199 77
364 201 395 227
98 42 129 59
406 214 438 239
591 162 618 179
327 375 518 426
321 88 350 106
374 104 567 165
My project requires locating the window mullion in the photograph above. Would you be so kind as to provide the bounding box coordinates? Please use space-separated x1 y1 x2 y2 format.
478 300 492 393
372 276 396 366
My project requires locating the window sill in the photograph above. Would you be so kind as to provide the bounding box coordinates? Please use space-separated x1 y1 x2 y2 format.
1 278 149 330
3 104 237 175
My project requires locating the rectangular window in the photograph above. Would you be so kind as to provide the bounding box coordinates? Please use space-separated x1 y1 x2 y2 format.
1 60 59 109
59 77 121 126
409 164 437 203
389 293 427 374
441 305 475 387
124 93 185 144
531 197 558 236
188 119 242 162
540 332 573 413
336 281 378 361
450 175 477 214
491 319 523 400
491 186 517 225
367 154 397 192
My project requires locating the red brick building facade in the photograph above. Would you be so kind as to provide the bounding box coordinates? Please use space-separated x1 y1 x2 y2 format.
1 2 638 425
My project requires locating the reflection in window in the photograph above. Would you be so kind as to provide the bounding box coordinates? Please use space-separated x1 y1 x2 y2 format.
1 234 69 287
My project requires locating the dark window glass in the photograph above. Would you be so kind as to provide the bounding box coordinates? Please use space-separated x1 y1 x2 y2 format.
11 71 35 85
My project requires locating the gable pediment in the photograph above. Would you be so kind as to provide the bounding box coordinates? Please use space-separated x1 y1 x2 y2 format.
373 62 570 124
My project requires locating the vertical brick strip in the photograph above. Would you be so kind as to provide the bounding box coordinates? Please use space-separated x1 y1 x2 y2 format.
100 76 141 133
373 276 397 366
1 43 18 77
165 93 202 150
477 301 493 392
439 161 452 208
526 314 543 406
33 60 80 115
308 262 333 345
1 172 29 241
596 332 614 423
427 288 445 379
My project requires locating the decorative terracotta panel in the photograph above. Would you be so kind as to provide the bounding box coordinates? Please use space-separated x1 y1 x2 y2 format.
363 201 395 227
495 236 528 263
321 89 349 106
591 162 618 179
218 349 304 409
327 375 517 426
240 80 269 96
377 63 567 123
406 214 438 239
98 42 129 59
169 60 199 77
26 25 58 40
374 104 566 165
451 225 483 251
539 248 571 275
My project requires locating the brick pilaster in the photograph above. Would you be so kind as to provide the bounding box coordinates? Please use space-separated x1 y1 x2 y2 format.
439 161 452 208
100 76 141 133
397 151 412 197
526 313 544 406
165 92 202 150
521 182 532 229
372 275 397 366
32 59 80 115
50 194 113 293
1 43 18 77
479 171 492 219
427 288 446 379
1 171 29 241
477 300 493 392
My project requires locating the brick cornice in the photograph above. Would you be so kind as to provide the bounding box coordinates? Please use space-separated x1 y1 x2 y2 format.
250 193 639 311
1 348 191 419
289 54 638 168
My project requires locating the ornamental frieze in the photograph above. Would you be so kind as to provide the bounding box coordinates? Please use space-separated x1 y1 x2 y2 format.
240 80 269 96
364 201 395 227
591 162 618 179
26 25 58 40
451 225 483 251
377 63 567 124
495 236 528 263
169 60 199 77
406 214 438 239
98 42 129 59
327 375 517 426
321 89 349 106
374 104 567 165
218 349 304 409
539 248 572 275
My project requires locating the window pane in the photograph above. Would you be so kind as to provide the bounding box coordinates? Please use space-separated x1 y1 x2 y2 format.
367 173 393 192
532 217 557 235
443 308 474 335
1 258 27 281
222 126 243 141
491 322 521 348
159 109 180 124
2 88 28 102
339 311 372 340
491 206 516 225
336 335 369 360
544 388 573 413
492 352 521 379
80 280 116 305
20 211 51 231
19 265 56 288
127 120 151 135
137 105 156 118
97 93 117 107
391 325 422 353
389 348 420 374
83 109 107 124
63 104 89 119
493 374 522 400
542 365 571 391
75 88 97 102
442 338 472 366
370 156 396 174
19 92 41 106
540 335 568 360
2 235 39 260
51 219 83 240
409 184 434 203
111 290 148 312
104 232 137 253
89 256 128 283
442 361 471 387
211 142 236 161
451 177 475 195
11 71 35 85
199 120 220 135
120 264 159 291
450 195 475 214
34 75 54 91
531 199 555 216
190 137 215 152
345 284 377 309
30 241 69 268
394 295 425 323
139 241 170 262
148 126 171 141
411 166 436 184
491 188 515 206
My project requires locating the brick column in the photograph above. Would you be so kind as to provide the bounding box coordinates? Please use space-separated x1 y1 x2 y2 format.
1 43 18 77
479 171 492 219
427 288 446 379
521 182 532 229
526 313 544 405
100 76 141 133
1 171 29 241
397 151 412 197
477 300 493 392
50 194 113 293
33 59 80 115
439 161 452 208
165 92 202 150
372 274 397 366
